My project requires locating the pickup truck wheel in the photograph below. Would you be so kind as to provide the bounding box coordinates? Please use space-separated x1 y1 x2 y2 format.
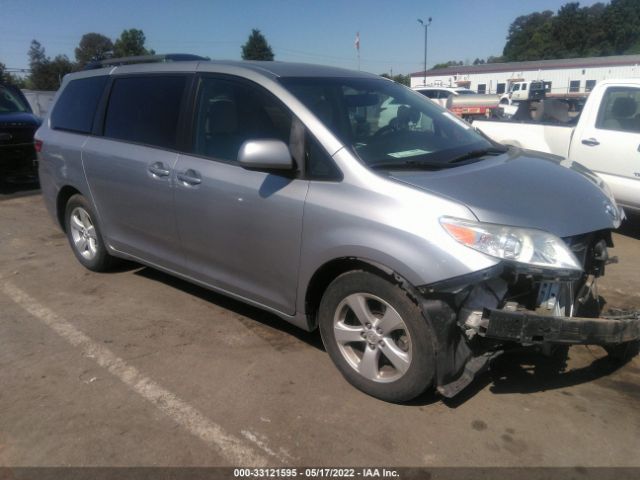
605 340 640 363
318 271 436 402
64 194 116 272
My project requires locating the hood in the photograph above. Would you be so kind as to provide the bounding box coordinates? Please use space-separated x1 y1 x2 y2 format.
0 112 41 127
388 149 619 238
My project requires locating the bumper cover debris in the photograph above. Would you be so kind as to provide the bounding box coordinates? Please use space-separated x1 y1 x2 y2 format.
481 308 640 345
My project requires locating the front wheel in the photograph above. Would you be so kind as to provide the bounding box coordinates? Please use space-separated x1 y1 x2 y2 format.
318 271 436 402
605 340 640 363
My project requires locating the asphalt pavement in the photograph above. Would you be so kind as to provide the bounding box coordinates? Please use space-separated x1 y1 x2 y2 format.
0 191 638 467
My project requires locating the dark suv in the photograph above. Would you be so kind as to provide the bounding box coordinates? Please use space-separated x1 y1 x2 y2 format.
0 83 41 185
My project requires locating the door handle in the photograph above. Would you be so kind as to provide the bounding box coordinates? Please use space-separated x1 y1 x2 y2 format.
148 162 171 177
581 138 600 147
176 169 202 186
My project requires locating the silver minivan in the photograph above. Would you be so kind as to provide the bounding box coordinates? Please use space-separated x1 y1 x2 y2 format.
37 56 639 402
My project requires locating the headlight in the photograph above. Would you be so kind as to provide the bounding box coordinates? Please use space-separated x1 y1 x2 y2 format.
440 217 582 271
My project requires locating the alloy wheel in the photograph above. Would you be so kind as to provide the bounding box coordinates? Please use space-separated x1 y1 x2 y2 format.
333 292 412 383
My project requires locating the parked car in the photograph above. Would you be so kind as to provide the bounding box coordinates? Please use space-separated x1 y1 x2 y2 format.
413 86 476 108
476 79 640 214
0 83 41 185
37 58 639 402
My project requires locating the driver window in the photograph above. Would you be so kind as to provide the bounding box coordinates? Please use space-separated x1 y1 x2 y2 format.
192 77 292 163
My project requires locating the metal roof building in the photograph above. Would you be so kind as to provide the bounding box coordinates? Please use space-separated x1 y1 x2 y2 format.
410 54 640 95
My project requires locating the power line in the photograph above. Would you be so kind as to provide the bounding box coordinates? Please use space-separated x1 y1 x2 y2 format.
273 46 420 66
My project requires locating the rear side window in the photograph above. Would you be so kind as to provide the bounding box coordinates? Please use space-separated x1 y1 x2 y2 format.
103 76 187 150
51 76 107 133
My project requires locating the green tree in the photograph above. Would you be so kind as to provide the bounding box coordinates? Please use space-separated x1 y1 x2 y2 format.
486 55 504 63
604 0 640 53
28 39 47 68
0 62 26 87
503 10 556 61
431 60 463 70
582 3 611 55
75 33 113 67
380 73 410 86
27 40 74 90
113 29 154 58
241 29 274 61
501 1 640 61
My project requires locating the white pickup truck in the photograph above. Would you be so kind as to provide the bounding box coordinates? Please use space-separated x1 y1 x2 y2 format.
475 79 640 213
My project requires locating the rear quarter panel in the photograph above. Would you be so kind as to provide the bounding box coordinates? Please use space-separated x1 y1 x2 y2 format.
37 125 91 228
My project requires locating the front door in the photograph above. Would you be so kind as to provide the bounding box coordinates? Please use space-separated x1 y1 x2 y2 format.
173 76 308 314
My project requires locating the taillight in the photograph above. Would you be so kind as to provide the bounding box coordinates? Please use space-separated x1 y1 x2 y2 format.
34 139 43 153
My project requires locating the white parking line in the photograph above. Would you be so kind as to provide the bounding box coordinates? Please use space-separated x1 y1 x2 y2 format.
1 281 270 467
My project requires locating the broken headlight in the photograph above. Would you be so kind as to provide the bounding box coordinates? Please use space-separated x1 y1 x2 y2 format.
440 217 582 271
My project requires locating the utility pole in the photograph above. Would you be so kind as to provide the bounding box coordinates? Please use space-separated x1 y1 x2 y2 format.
417 17 432 86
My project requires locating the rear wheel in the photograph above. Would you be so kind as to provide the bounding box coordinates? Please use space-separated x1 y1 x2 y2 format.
64 194 116 272
318 271 436 402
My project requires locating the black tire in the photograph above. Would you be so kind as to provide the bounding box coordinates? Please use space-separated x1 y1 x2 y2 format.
605 340 640 363
318 270 436 402
64 194 116 272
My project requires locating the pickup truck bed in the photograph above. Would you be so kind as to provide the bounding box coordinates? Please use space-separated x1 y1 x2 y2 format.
475 120 574 156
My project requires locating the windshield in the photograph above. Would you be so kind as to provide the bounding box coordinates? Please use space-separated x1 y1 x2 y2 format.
280 77 495 170
455 89 475 95
0 85 31 114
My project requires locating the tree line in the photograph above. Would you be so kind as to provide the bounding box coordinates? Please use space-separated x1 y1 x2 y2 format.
431 0 640 69
6 0 639 89
1 28 274 91
1 29 154 90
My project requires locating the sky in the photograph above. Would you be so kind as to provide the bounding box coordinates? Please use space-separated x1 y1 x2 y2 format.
0 0 603 76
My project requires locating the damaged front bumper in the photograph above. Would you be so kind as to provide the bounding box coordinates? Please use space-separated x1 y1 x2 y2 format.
480 308 640 345
417 230 639 398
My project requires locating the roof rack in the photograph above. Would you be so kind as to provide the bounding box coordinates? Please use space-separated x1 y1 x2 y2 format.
84 53 209 70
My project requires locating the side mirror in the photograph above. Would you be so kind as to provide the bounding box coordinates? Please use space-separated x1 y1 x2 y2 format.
238 139 294 171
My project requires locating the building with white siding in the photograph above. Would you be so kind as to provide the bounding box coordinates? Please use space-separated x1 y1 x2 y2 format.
410 54 640 96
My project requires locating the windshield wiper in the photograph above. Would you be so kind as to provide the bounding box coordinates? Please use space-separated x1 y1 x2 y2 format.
447 147 507 164
369 160 445 171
